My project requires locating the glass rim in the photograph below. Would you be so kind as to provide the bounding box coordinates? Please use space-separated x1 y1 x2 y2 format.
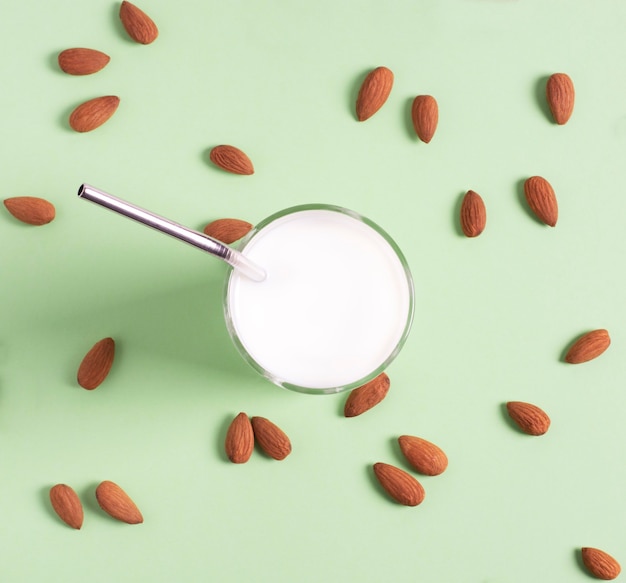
223 203 415 395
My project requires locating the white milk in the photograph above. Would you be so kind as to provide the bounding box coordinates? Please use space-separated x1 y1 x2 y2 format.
225 207 413 393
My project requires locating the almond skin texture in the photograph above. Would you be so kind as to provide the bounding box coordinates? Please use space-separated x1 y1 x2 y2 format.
356 66 394 121
225 412 254 463
69 96 120 132
411 95 438 143
3 196 55 225
77 337 115 390
344 372 390 417
565 329 610 364
460 190 486 237
398 436 448 476
546 73 575 125
58 48 110 75
373 462 425 507
524 176 558 227
506 402 551 436
209 145 254 175
203 218 253 244
119 1 158 44
49 484 84 529
95 481 143 524
581 547 621 580
251 417 292 460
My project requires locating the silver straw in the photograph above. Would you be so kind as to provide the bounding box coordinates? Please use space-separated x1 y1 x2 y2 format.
77 184 266 282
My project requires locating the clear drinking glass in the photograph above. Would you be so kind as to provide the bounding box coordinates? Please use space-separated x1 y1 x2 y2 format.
224 204 415 394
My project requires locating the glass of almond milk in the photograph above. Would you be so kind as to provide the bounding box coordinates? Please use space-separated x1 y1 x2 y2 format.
224 204 414 394
78 187 414 394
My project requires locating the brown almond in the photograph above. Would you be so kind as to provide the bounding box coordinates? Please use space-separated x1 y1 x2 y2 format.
356 66 394 121
546 73 575 125
3 196 55 225
581 547 621 580
119 1 159 44
344 372 390 417
203 218 253 244
506 401 551 436
411 95 438 143
225 412 254 463
58 48 110 75
77 337 115 390
209 145 254 175
372 462 425 507
565 329 610 364
95 480 143 524
460 190 486 237
251 416 292 460
69 96 120 133
49 484 84 529
398 436 448 475
523 176 558 227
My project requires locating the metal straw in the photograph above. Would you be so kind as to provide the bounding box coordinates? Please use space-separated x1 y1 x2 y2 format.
77 184 266 282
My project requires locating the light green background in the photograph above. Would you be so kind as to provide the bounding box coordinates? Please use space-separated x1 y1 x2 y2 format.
2 1 626 581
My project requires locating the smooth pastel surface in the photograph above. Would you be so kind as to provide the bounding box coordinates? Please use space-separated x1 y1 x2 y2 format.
2 1 626 582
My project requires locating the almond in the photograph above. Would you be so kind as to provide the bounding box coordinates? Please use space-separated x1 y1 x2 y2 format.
251 416 292 460
225 412 254 463
69 96 120 133
506 401 551 436
95 480 143 524
565 329 610 364
523 176 558 227
372 462 425 507
460 190 486 237
77 337 115 390
58 48 110 75
119 1 159 45
581 547 621 580
344 372 390 417
411 95 438 143
209 145 254 175
546 73 575 125
3 196 55 225
203 218 253 244
355 66 394 121
398 436 448 475
49 484 84 529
